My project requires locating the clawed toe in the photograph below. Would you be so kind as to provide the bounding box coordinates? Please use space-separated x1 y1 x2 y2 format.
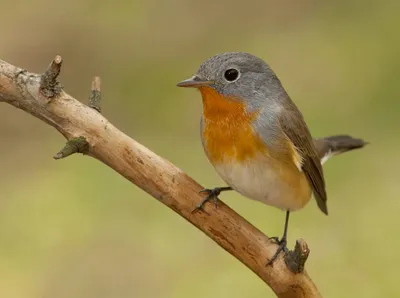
192 187 232 213
191 189 219 213
266 237 288 266
269 236 280 243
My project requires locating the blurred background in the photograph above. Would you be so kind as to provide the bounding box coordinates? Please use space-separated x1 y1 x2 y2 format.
0 0 398 297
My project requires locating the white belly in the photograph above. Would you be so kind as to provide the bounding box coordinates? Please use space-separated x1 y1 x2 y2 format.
213 157 310 211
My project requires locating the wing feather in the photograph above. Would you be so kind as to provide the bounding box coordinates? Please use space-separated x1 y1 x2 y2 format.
278 103 328 215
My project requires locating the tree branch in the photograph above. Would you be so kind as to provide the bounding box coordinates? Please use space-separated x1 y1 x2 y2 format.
0 56 321 298
53 136 89 159
39 54 63 98
285 239 310 274
88 76 101 113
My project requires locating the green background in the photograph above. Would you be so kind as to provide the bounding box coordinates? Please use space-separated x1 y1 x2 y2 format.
0 0 399 297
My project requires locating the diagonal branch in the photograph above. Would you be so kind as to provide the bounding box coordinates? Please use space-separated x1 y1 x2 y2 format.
0 56 321 298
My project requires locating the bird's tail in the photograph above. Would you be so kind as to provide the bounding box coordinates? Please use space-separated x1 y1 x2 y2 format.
313 135 368 164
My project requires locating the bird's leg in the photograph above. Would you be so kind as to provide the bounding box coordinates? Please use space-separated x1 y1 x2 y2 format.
192 186 233 213
266 211 290 266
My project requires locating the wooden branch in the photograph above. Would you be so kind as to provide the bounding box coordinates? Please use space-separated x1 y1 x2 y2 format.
0 56 321 298
88 76 101 112
53 136 89 160
39 55 63 98
285 239 310 274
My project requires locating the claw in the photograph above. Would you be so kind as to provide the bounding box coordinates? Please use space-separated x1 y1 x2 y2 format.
266 211 291 266
192 187 232 213
266 237 288 266
269 236 280 244
192 188 221 213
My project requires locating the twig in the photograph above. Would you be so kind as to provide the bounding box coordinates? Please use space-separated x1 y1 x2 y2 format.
0 56 322 298
88 76 102 112
285 239 310 273
39 55 63 98
53 137 90 159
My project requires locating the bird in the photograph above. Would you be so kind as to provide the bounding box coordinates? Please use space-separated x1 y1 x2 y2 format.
176 52 367 265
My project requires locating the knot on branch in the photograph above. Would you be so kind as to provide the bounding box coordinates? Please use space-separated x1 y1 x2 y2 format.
88 76 102 112
285 238 310 273
53 136 89 160
40 55 63 98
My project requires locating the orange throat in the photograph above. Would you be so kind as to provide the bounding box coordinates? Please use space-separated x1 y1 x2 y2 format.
199 87 265 163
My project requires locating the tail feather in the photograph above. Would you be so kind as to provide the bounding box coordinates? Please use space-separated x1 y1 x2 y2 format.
313 135 368 164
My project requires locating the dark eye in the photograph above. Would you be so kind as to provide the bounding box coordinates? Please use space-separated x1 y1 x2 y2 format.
224 68 239 82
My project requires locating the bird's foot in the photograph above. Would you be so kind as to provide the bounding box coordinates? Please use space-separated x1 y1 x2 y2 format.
269 236 280 243
192 187 223 213
266 237 289 266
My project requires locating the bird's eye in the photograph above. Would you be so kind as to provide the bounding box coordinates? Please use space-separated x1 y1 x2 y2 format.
224 68 239 82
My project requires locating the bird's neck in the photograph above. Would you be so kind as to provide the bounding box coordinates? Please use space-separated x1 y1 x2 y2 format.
199 87 266 163
199 87 250 122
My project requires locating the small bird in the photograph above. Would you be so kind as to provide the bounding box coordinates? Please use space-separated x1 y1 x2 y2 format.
177 52 366 265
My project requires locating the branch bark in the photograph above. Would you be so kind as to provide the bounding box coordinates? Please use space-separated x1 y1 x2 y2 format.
0 56 321 298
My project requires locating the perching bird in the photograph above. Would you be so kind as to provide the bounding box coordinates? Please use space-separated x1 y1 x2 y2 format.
177 52 367 264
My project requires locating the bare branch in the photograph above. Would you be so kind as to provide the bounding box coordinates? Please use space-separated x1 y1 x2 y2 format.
39 55 63 98
0 57 322 298
53 136 90 159
285 239 310 274
88 76 101 112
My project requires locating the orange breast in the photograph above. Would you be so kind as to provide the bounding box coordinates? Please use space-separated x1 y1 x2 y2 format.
199 87 312 208
200 87 267 163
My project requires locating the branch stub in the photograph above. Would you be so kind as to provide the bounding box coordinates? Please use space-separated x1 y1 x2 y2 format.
53 136 90 160
39 55 63 98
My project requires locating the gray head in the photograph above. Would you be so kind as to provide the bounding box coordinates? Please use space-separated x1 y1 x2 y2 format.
177 52 286 106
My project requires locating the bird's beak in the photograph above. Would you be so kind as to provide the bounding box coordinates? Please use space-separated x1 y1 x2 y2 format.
176 75 214 88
